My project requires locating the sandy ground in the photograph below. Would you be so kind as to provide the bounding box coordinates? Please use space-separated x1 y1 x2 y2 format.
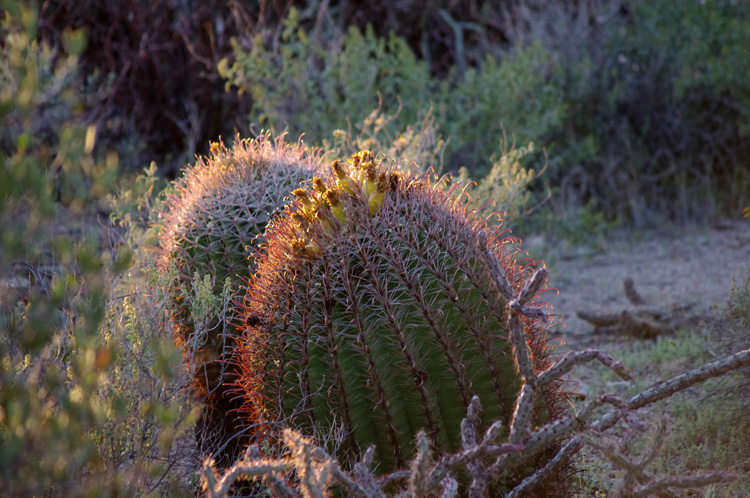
536 219 750 340
528 220 750 495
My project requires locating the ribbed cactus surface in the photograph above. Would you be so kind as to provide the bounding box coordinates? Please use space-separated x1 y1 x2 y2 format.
159 134 322 330
156 133 323 464
234 152 564 475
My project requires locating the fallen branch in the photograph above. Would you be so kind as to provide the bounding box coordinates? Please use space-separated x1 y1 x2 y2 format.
577 278 696 338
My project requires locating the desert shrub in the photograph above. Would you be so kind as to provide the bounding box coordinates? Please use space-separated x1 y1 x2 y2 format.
218 1 750 229
552 0 750 226
1 5 192 495
0 6 115 212
219 7 432 147
220 9 564 174
321 101 447 175
439 42 566 174
455 136 545 225
220 8 553 224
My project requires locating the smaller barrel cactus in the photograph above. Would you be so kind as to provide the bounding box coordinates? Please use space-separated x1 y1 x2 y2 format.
233 151 568 489
156 133 323 463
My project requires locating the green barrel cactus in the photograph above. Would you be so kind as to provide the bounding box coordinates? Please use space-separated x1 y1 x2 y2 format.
233 151 566 483
156 133 323 463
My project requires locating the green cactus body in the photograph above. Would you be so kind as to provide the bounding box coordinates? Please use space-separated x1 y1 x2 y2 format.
234 152 564 476
159 134 323 331
156 133 323 463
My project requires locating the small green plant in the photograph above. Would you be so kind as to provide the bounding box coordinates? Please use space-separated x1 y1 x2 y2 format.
456 135 545 225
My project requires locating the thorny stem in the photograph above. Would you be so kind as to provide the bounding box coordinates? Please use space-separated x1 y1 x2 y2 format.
352 461 387 498
409 432 432 497
460 395 482 450
426 427 522 488
593 348 750 432
504 436 585 498
440 476 459 498
512 266 548 310
201 458 292 498
513 394 625 459
509 384 535 444
508 315 535 382
538 350 633 387
476 230 514 301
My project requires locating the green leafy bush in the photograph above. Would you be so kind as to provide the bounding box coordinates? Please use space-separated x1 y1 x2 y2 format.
219 2 750 230
440 42 566 174
1 5 192 496
219 7 432 147
552 0 750 225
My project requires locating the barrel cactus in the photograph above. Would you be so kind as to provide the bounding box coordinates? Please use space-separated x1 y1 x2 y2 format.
156 133 323 463
233 151 568 489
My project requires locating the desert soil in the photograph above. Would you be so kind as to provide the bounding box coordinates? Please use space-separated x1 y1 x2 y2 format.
538 219 750 342
533 220 749 495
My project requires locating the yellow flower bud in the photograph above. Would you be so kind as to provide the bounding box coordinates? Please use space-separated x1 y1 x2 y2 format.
292 188 313 206
312 177 327 194
331 160 354 195
368 191 384 215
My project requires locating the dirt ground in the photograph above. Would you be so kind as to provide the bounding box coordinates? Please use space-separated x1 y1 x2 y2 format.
529 220 750 496
536 219 750 341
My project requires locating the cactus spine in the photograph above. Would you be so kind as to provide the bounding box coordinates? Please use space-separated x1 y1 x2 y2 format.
156 133 323 463
234 151 566 483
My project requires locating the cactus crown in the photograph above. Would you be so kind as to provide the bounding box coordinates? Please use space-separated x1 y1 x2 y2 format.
234 151 564 480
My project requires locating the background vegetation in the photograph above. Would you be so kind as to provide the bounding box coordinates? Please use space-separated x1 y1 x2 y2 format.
1 0 749 496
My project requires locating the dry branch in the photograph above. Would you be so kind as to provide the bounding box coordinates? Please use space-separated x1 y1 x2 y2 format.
632 472 736 498
624 277 646 305
594 348 750 432
577 278 696 338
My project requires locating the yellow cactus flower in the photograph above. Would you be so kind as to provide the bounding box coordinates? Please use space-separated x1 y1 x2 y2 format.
292 188 321 218
292 188 313 206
